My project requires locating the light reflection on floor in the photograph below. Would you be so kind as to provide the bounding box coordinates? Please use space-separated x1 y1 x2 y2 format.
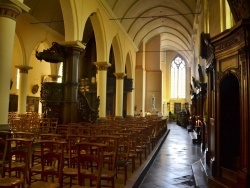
139 123 204 188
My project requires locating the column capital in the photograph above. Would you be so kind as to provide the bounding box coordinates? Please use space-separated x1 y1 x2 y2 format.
48 75 61 82
114 72 126 79
0 0 30 20
94 61 111 70
15 65 32 73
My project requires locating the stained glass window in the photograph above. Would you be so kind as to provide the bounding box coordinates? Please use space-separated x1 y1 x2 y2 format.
171 56 186 98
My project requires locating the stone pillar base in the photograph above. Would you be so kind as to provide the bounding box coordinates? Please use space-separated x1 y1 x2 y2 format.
96 117 107 125
115 116 123 119
0 124 11 132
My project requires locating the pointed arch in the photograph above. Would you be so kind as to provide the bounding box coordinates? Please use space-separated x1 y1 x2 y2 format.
125 51 133 78
59 0 76 41
90 10 107 61
111 35 123 72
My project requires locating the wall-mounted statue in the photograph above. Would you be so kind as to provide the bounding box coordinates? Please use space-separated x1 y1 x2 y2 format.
192 76 200 89
198 64 204 83
190 83 195 95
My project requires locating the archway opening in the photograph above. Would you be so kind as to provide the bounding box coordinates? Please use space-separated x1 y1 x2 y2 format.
220 73 240 171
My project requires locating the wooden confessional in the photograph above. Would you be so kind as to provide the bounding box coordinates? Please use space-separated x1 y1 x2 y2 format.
206 19 250 187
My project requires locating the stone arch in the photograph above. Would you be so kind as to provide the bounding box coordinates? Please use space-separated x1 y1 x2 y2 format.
90 10 107 61
11 34 24 93
13 36 23 66
111 35 123 73
219 73 240 171
125 51 133 78
29 41 51 82
59 0 76 41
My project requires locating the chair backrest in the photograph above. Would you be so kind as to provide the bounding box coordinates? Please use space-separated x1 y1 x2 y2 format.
50 118 58 133
11 118 22 132
112 133 131 162
94 135 119 170
12 131 35 140
57 125 69 139
40 140 66 183
126 130 138 153
40 118 51 133
77 127 92 135
0 131 10 163
6 138 33 175
76 142 106 187
40 133 64 141
66 135 93 167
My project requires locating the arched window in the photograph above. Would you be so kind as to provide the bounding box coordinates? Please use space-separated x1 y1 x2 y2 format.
171 56 186 98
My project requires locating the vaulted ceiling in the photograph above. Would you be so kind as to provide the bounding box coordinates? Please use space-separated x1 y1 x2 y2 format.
22 0 198 54
103 0 197 53
23 0 64 36
21 0 250 56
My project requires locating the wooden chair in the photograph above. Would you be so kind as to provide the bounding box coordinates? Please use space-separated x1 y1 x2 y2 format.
112 133 131 185
0 132 9 176
50 118 58 134
57 125 69 139
39 118 50 134
11 131 35 140
1 138 33 187
67 124 82 135
29 140 66 188
31 134 64 167
39 133 64 141
21 117 32 132
0 164 26 187
71 142 106 188
126 130 142 172
134 127 148 159
94 135 119 188
10 118 22 132
77 127 92 136
62 135 93 187
29 117 40 141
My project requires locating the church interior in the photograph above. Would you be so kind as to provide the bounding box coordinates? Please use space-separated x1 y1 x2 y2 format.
0 0 250 187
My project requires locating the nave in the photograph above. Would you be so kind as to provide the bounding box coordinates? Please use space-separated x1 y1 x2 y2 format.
137 123 206 188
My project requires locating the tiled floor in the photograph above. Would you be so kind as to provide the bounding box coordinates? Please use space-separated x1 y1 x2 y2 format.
137 122 205 188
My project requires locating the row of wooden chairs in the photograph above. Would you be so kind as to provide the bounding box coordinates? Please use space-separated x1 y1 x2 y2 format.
0 133 128 187
8 116 59 139
0 135 106 188
0 132 33 188
0 117 167 187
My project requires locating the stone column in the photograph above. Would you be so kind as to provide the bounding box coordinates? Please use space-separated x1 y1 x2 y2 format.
15 65 32 114
94 62 111 120
49 63 61 82
135 65 146 115
126 91 134 118
0 1 29 130
114 73 126 118
58 41 85 124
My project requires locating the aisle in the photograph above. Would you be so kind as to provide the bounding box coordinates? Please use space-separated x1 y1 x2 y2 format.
139 123 204 188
